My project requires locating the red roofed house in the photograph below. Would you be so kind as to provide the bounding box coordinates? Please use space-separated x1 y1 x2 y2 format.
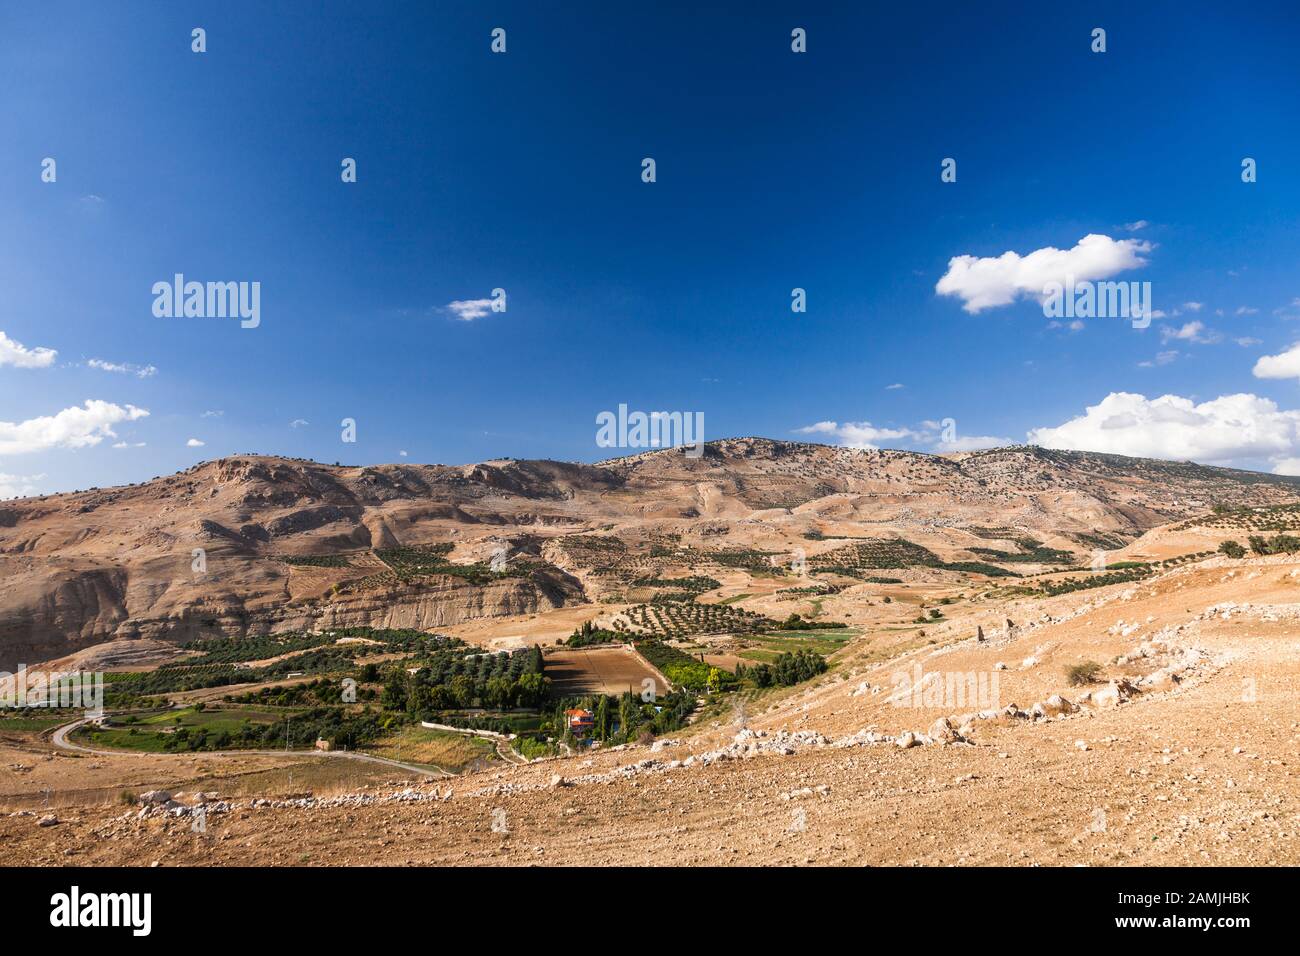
565 708 595 735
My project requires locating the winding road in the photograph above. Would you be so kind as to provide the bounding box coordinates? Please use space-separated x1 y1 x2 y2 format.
50 715 456 778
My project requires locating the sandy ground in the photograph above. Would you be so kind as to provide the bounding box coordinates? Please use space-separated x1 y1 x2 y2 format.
3 550 1298 867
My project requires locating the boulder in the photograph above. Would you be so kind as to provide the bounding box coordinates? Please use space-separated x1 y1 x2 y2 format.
929 717 961 744
1091 678 1138 708
1042 694 1078 715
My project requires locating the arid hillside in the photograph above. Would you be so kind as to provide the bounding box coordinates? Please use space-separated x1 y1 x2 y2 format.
3 439 1299 669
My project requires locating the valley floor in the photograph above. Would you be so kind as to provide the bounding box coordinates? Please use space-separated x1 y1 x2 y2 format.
3 553 1298 866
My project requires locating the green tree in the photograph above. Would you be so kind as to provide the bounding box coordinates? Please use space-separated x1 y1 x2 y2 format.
1218 540 1246 559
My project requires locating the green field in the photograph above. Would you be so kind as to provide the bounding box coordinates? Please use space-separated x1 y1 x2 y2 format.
737 627 858 664
0 712 76 732
74 705 290 753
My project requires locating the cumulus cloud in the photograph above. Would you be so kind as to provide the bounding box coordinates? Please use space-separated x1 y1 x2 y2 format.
186 438 205 447
795 419 1010 453
0 331 57 369
935 234 1151 314
88 358 157 378
1028 392 1300 465
0 472 46 499
1159 320 1220 345
445 299 493 321
1252 343 1300 382
793 420 920 450
0 400 149 455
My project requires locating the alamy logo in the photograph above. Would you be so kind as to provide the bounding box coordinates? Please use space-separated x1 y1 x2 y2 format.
596 404 704 457
1 666 103 716
1042 274 1151 328
890 664 1000 710
49 886 151 936
152 274 261 328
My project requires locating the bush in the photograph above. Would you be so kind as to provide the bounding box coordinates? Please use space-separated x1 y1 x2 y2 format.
1218 540 1246 559
1066 661 1104 686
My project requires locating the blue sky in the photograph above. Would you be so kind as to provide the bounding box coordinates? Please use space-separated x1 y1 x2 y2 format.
3 1 1300 498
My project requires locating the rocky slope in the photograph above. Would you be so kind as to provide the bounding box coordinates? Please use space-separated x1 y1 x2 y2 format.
2 440 1298 668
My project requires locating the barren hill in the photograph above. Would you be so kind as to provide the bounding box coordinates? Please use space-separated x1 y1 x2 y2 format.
2 439 1298 669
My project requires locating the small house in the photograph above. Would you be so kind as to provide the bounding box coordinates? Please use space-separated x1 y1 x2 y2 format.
565 708 595 735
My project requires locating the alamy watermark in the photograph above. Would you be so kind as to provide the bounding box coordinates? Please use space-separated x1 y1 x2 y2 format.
1 666 104 717
890 664 1000 710
1043 274 1151 328
596 404 704 457
152 274 260 328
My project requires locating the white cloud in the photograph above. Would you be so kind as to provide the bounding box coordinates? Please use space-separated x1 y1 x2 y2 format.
186 438 205 447
289 419 309 428
1138 350 1180 368
1236 306 1258 316
1159 320 1220 345
793 420 920 450
0 331 57 369
88 358 157 378
399 450 409 457
935 234 1151 314
111 441 146 449
201 410 223 418
1028 392 1300 465
1182 301 1204 312
885 383 905 390
1122 220 1150 232
446 299 494 321
0 472 46 499
0 400 148 456
934 434 1013 452
795 419 1010 453
1253 343 1300 382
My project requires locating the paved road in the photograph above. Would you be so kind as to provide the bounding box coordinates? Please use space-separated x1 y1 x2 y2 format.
51 716 455 778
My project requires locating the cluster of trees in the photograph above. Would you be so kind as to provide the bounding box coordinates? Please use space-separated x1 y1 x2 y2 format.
383 646 549 715
633 639 734 692
775 613 847 631
1036 565 1152 597
737 649 828 688
546 688 697 746
155 708 392 753
376 545 530 585
1219 540 1247 558
1246 534 1300 555
564 621 623 647
230 677 376 708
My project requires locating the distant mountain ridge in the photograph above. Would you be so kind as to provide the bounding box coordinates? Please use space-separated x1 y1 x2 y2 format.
2 438 1297 668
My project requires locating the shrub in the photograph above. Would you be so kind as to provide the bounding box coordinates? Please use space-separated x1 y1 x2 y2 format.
1218 540 1246 559
1066 661 1104 686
